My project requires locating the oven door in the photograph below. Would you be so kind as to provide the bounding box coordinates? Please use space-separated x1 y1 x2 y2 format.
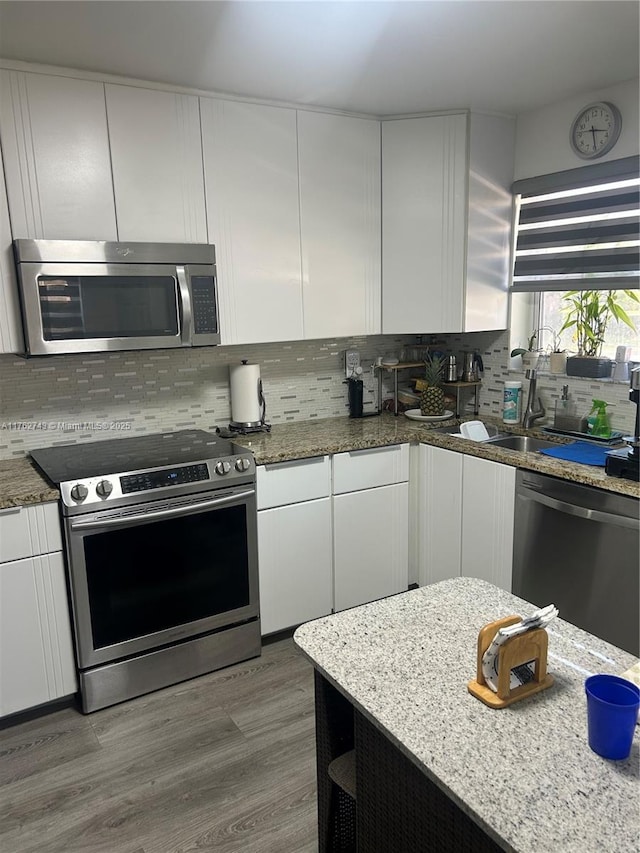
64 486 259 669
18 261 189 355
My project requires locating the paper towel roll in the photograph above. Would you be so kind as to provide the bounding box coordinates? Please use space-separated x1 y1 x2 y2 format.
230 362 262 425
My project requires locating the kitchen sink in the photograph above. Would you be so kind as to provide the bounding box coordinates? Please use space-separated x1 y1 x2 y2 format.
485 435 558 452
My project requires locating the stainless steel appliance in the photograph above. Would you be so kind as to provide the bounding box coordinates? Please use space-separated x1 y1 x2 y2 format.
512 470 639 655
605 365 640 481
30 430 260 712
14 240 219 356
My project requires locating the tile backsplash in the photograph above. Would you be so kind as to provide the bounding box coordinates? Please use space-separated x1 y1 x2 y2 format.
0 330 635 459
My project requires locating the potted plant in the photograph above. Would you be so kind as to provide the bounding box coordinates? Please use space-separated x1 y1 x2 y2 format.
559 290 638 378
542 326 568 374
510 330 541 371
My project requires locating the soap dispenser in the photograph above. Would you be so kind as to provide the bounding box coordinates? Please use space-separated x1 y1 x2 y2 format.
554 386 587 433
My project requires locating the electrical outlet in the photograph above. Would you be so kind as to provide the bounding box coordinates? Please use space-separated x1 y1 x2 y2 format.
345 350 360 378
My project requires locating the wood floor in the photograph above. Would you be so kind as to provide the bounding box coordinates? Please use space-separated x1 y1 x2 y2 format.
0 638 319 853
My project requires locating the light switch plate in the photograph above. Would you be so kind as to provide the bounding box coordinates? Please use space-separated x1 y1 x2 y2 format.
345 350 360 378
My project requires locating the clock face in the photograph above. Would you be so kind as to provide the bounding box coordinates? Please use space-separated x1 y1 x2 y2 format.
570 102 622 160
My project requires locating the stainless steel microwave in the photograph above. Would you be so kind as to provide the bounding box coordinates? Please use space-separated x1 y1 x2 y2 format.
13 240 220 356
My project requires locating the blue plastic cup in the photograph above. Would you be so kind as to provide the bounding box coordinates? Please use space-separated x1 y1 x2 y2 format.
585 674 640 760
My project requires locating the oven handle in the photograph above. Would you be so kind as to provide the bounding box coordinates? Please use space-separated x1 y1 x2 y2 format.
69 489 255 531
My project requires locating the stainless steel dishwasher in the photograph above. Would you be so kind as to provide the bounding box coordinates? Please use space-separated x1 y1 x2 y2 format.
512 470 639 656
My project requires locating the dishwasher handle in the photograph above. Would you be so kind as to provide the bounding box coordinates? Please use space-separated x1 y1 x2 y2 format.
518 487 638 530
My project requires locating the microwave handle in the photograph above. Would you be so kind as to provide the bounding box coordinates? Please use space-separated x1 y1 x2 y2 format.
176 265 193 346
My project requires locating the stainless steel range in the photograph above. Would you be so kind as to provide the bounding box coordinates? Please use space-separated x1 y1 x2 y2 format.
30 429 260 713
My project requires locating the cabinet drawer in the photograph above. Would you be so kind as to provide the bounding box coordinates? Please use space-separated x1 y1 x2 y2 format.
0 502 62 564
332 444 409 495
257 456 331 510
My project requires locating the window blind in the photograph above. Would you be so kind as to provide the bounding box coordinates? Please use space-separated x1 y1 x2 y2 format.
511 157 640 293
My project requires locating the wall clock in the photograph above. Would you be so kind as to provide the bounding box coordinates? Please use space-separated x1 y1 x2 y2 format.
570 101 622 160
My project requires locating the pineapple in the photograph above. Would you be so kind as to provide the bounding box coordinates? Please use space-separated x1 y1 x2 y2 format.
420 354 446 416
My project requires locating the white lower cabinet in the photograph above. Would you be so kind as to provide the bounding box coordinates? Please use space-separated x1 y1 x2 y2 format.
257 457 332 635
0 550 76 717
460 455 515 591
332 444 410 612
256 446 411 630
257 498 333 635
418 445 463 586
418 445 515 591
333 483 408 611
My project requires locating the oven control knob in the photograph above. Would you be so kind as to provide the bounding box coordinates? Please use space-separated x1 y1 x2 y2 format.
96 479 113 498
70 483 88 502
215 461 232 475
235 458 251 472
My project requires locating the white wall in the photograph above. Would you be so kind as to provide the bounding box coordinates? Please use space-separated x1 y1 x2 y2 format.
514 77 639 180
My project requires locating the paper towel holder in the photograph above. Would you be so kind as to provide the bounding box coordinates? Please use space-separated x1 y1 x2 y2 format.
229 360 271 434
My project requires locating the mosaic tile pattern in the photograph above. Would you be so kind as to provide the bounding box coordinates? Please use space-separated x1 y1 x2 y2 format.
0 330 635 458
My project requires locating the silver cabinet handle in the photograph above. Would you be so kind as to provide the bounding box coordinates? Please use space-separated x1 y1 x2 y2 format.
263 456 327 470
0 506 22 515
519 488 638 530
347 445 398 456
176 265 192 346
70 489 255 532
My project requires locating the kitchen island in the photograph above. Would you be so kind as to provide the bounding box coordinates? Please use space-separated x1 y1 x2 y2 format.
294 577 639 853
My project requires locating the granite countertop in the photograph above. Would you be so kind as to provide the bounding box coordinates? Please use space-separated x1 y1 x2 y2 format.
0 458 60 508
1 413 638 508
294 577 639 853
233 413 640 499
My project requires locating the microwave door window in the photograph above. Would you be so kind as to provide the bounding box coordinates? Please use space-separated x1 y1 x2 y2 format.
38 275 179 341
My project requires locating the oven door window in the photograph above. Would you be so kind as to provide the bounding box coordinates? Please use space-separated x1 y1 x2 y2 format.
38 275 179 341
83 505 250 648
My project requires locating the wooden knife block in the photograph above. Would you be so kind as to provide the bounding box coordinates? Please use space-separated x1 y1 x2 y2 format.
468 615 554 708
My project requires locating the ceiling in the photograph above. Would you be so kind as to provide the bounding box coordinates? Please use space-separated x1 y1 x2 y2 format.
0 1 637 116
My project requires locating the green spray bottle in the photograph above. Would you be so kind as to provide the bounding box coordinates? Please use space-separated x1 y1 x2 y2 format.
586 399 611 438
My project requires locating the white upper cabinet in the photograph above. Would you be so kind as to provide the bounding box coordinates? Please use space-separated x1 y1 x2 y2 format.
105 84 207 243
0 142 23 353
382 111 515 334
297 111 381 339
0 71 117 240
464 113 517 332
382 113 467 334
200 98 303 345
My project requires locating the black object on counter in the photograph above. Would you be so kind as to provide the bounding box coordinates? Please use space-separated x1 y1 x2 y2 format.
346 376 379 419
605 365 640 481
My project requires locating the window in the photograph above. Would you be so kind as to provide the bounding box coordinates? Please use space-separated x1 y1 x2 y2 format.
511 157 640 361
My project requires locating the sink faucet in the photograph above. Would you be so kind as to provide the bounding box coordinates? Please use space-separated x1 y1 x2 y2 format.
522 368 545 428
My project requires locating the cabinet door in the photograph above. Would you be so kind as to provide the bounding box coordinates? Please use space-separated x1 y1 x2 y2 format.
417 445 463 587
333 444 409 495
257 498 332 635
257 456 330 510
333 483 408 612
105 84 207 243
0 71 117 240
382 114 467 334
0 141 23 353
0 552 77 717
0 502 62 564
461 455 515 591
201 98 303 345
464 112 515 332
298 111 381 338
